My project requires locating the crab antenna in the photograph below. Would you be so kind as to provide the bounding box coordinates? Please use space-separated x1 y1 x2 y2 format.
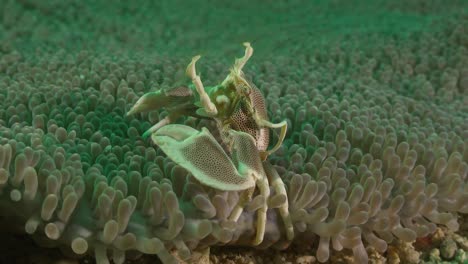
233 42 253 73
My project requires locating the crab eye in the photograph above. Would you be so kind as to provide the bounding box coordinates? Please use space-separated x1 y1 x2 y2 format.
216 95 230 105
244 86 251 95
236 84 250 95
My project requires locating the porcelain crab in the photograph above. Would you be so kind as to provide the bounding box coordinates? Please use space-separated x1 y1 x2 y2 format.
127 43 293 245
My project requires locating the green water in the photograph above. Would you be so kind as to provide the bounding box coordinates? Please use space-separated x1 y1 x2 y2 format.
2 0 467 59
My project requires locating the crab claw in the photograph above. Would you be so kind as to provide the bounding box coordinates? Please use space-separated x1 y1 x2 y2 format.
127 86 194 117
126 91 169 116
151 124 257 191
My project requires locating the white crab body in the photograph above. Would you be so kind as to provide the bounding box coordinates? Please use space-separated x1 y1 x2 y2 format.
127 43 294 245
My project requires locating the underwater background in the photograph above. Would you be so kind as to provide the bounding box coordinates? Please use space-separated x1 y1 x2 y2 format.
0 0 467 263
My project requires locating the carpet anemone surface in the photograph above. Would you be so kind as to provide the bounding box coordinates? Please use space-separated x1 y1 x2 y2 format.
0 0 467 263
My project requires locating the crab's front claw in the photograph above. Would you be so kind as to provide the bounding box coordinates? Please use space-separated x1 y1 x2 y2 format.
126 91 168 116
151 124 256 191
127 86 194 117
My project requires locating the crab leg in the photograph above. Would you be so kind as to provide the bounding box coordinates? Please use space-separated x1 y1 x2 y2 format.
186 55 218 116
254 116 288 160
263 161 294 241
253 176 270 245
228 187 255 222
142 112 180 138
